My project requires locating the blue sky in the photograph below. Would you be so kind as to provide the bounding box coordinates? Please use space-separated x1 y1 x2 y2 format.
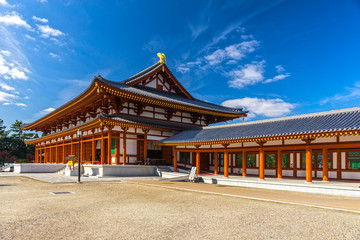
1 0 360 127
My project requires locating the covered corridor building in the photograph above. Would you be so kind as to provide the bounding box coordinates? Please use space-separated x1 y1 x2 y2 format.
24 55 360 182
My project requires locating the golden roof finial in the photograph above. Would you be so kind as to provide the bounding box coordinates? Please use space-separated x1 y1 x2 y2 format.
157 52 166 63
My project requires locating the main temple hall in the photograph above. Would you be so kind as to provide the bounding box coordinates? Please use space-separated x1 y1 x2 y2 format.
23 54 360 182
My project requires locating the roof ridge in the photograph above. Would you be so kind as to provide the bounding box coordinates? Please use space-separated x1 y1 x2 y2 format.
204 106 360 129
121 62 163 84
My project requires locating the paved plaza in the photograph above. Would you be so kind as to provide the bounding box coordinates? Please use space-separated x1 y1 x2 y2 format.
1 176 359 239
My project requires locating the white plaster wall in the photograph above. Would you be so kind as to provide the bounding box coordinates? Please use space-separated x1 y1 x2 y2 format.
297 170 306 177
162 131 174 137
227 143 241 148
147 80 156 88
282 170 293 177
127 140 137 155
182 112 191 118
243 142 259 147
296 153 301 168
256 154 259 167
317 171 323 178
264 169 276 176
155 114 167 120
141 112 153 118
341 152 346 169
212 144 224 148
329 171 337 179
182 118 192 124
265 140 282 146
127 134 137 138
342 172 360 180
172 116 181 122
333 152 337 169
146 106 154 111
247 169 258 175
199 145 211 149
340 135 360 142
290 153 294 168
284 139 304 145
312 137 337 143
232 168 240 175
155 108 166 113
148 130 161 136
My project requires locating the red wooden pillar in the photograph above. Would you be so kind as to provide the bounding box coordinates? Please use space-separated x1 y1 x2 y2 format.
277 149 282 179
259 147 265 180
122 127 128 165
214 153 218 175
224 151 229 177
91 139 96 164
55 144 59 164
242 151 246 177
196 149 200 175
323 148 328 181
306 146 312 183
108 128 112 164
144 129 149 163
173 150 177 172
101 132 105 165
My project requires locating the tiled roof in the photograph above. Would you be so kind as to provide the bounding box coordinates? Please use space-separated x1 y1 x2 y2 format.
120 62 164 85
102 114 201 131
98 77 246 115
157 107 360 144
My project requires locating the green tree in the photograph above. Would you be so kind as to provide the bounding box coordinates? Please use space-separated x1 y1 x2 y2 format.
0 119 9 138
10 120 34 140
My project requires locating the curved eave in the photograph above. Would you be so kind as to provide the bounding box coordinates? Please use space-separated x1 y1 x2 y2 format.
23 78 99 131
97 81 246 118
155 129 360 146
25 115 178 145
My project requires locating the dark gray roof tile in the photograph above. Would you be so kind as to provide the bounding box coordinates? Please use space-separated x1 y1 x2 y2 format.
158 107 360 144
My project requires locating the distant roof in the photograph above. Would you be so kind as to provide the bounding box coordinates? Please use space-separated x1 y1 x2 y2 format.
157 107 360 144
99 77 246 115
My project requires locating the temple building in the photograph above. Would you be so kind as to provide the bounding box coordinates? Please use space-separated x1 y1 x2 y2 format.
24 54 360 182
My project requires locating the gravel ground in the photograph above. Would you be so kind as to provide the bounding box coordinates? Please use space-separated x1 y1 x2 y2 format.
0 177 359 240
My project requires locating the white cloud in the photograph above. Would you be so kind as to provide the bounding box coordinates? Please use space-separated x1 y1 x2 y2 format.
0 50 11 56
222 97 295 118
0 12 31 29
0 90 17 102
37 24 64 38
0 0 9 6
14 102 26 107
38 0 48 3
32 16 48 23
0 82 15 91
227 61 265 89
24 34 35 40
205 40 259 65
24 96 29 99
263 73 290 84
321 81 360 105
263 65 291 83
0 51 30 80
49 52 61 60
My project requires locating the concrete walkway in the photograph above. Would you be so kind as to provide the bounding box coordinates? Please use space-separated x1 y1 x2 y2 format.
0 172 161 183
162 171 360 197
130 180 360 213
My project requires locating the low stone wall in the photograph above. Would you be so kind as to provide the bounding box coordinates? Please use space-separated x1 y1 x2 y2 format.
83 165 159 177
13 163 66 173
